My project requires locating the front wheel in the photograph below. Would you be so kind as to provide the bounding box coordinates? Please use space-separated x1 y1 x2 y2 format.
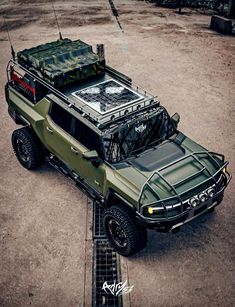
103 206 147 256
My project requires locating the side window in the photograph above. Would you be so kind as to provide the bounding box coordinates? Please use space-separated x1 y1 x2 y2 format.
72 118 103 158
50 103 72 134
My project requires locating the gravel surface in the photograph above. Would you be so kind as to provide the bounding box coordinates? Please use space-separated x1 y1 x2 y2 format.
0 1 234 306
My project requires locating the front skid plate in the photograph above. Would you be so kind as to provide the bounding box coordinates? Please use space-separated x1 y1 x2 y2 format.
170 200 217 231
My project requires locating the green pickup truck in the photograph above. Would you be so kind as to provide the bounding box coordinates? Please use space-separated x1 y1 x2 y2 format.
5 38 231 256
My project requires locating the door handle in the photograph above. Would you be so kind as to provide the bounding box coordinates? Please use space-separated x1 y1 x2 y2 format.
46 126 53 134
94 180 100 186
70 146 79 154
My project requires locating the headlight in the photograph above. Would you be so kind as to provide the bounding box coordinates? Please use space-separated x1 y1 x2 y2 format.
146 203 181 218
145 205 167 218
147 205 163 214
198 192 207 203
207 187 215 198
189 197 199 207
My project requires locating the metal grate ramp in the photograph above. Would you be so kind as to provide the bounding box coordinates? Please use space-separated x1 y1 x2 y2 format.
93 240 122 307
93 202 106 239
92 202 123 307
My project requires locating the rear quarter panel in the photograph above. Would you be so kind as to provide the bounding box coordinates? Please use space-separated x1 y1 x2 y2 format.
7 85 50 145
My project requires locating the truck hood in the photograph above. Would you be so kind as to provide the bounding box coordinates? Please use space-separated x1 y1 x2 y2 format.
114 139 224 202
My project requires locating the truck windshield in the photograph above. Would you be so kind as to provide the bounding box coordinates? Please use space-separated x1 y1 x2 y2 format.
103 108 176 163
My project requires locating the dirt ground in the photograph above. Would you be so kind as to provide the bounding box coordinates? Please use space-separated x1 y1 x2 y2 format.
0 1 234 306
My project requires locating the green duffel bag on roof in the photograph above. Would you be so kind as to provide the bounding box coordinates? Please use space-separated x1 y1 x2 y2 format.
17 38 105 88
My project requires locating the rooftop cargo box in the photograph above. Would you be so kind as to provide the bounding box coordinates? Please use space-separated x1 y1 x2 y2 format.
17 38 105 88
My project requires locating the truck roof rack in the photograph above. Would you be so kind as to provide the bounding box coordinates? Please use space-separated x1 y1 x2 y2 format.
7 59 160 130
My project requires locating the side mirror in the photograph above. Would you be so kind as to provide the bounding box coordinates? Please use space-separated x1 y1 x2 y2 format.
82 150 100 166
171 112 180 127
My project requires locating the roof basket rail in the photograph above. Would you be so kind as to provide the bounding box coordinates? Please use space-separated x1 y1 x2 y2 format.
132 84 151 98
7 59 101 121
7 59 160 128
98 96 160 129
7 59 160 126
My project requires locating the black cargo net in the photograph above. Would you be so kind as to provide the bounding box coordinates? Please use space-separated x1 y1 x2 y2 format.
73 79 142 113
103 108 175 163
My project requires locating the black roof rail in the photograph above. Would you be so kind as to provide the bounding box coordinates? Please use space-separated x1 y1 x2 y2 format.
7 59 161 131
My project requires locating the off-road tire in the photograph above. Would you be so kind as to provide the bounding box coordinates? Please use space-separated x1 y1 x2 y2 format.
12 127 45 170
103 205 147 256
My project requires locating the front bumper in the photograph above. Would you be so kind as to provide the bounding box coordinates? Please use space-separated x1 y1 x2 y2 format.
136 169 231 232
136 194 222 232
136 153 231 232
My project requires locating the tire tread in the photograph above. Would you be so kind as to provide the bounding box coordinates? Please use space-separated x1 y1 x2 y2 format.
12 126 45 169
103 205 147 256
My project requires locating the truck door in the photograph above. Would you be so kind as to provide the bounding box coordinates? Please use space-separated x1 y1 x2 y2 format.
43 102 74 165
44 101 105 195
69 117 106 194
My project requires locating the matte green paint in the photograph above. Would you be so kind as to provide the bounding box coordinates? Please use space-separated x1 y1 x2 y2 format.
7 81 225 213
6 31 230 219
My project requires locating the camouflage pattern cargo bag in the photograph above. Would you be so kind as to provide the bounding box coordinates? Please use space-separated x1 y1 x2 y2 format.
17 39 105 88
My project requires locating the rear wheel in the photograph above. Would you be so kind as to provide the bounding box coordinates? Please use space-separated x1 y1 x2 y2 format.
103 205 147 256
12 127 45 170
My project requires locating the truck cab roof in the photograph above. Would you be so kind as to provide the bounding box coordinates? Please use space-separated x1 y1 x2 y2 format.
10 38 160 131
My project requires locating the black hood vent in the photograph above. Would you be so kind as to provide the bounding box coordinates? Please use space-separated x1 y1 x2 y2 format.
130 141 185 172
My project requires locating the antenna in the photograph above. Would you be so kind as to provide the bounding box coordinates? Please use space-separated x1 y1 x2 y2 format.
51 0 63 40
3 16 16 59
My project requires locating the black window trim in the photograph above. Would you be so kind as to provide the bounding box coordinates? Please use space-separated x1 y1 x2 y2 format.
48 101 105 158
